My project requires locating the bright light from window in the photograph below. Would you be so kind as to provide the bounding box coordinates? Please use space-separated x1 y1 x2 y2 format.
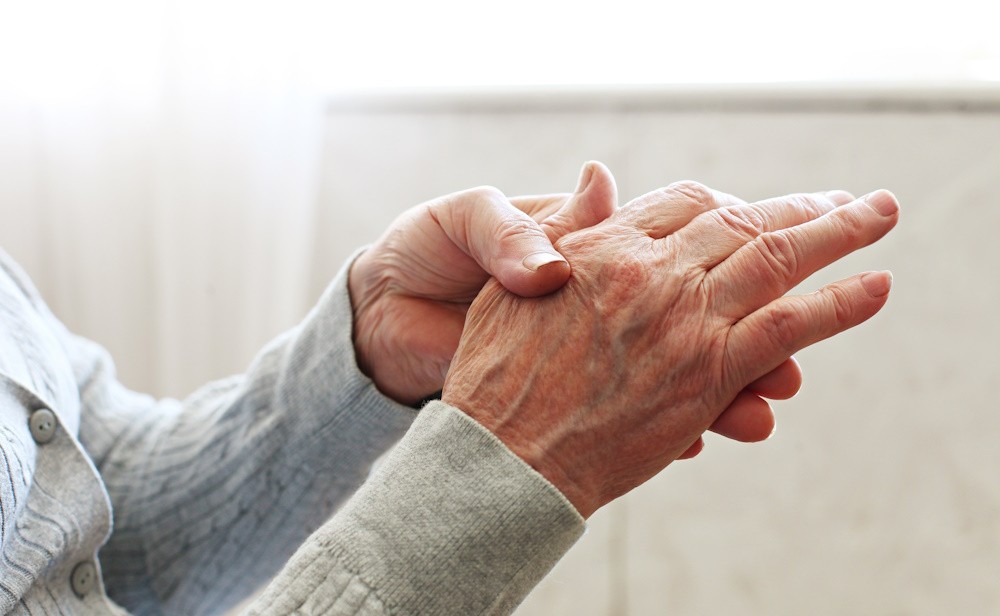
315 0 1000 89
2 0 997 101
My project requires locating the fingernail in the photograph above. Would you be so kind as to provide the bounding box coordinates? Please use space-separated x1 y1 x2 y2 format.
861 271 893 297
865 190 899 217
523 252 566 271
575 162 594 194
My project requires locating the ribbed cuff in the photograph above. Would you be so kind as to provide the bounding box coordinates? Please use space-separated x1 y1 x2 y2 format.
252 400 585 616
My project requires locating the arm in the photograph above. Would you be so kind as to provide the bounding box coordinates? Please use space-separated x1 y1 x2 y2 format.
56 253 419 614
64 163 615 613
245 401 584 616
248 182 885 615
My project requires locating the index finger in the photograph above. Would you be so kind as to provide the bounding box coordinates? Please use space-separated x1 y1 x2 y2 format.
510 194 572 221
710 190 899 317
614 181 746 239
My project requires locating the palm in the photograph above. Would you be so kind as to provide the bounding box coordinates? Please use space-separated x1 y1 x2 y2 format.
371 294 470 399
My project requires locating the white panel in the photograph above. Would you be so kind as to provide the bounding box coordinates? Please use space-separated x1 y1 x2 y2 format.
317 91 1000 615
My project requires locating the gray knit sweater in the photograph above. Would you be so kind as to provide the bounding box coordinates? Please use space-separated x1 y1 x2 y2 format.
0 249 584 615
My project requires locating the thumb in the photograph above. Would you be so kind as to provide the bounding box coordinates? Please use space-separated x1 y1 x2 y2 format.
430 186 570 298
540 161 618 242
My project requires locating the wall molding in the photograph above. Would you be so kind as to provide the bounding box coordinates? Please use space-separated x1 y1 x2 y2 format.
328 83 1000 115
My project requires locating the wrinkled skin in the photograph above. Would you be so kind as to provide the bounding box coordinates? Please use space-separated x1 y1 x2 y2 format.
350 162 618 404
349 164 822 455
443 181 899 517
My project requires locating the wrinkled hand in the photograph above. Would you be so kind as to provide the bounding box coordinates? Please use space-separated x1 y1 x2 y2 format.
443 182 899 517
349 162 618 405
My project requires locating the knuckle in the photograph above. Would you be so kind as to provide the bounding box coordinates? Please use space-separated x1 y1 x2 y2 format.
822 283 856 325
834 207 867 243
665 180 713 207
764 303 802 349
713 205 766 239
752 231 799 281
554 224 622 256
789 194 828 219
495 216 541 243
465 185 506 204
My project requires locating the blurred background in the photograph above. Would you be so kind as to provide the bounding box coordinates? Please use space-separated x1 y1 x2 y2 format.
1 1 998 614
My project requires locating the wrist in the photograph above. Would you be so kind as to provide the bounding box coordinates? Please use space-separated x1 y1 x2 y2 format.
498 431 598 519
442 387 598 518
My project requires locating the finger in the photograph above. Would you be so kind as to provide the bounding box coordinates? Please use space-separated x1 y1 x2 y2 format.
711 190 899 315
615 180 746 239
747 356 802 400
379 297 468 403
429 186 570 297
676 436 704 460
823 190 856 206
725 270 893 387
510 161 616 235
709 391 776 442
538 161 618 242
510 167 593 222
672 191 853 269
510 194 571 222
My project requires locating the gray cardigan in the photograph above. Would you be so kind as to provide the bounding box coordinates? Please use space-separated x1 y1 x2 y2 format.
0 249 584 615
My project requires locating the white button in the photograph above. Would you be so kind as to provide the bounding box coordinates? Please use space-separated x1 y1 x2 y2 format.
28 408 57 444
70 561 97 597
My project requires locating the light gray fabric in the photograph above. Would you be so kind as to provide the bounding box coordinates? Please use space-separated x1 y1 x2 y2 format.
248 401 585 615
0 248 585 615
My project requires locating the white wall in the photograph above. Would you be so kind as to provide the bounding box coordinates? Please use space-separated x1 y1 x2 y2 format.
312 87 1000 615
5 85 996 613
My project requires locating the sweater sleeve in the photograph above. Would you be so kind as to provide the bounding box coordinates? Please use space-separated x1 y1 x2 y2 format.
9 251 418 615
3 248 585 614
246 400 585 616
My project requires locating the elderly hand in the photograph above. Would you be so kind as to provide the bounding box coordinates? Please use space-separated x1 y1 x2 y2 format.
443 182 899 517
349 162 618 405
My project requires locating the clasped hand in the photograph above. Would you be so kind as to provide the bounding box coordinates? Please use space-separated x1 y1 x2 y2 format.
349 162 617 404
349 165 898 518
443 180 898 517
